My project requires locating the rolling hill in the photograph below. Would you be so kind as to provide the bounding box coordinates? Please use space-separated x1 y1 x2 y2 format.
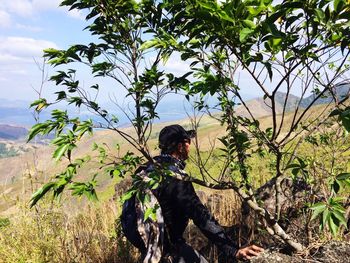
235 83 350 118
0 84 348 216
0 124 28 140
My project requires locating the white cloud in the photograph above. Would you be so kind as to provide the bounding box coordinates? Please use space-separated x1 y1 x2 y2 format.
67 8 85 20
0 10 12 27
164 58 191 74
0 0 34 17
0 0 60 18
0 53 31 64
32 0 60 11
0 37 58 58
0 37 58 78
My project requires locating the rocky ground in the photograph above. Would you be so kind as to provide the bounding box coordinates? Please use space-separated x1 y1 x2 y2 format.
250 241 350 263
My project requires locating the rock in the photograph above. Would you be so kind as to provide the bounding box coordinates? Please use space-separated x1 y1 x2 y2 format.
114 178 132 200
249 250 300 263
249 241 350 263
312 241 350 263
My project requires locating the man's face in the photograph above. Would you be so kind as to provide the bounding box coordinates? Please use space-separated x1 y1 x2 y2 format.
178 139 191 160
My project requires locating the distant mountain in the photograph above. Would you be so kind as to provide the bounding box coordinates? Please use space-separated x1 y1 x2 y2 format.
300 83 350 108
0 98 36 126
235 84 350 118
1 84 347 128
274 92 301 112
235 91 300 118
0 107 34 126
0 124 28 140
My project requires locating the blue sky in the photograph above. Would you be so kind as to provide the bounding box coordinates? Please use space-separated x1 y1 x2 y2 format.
0 1 98 102
0 1 198 104
0 1 202 125
0 0 261 107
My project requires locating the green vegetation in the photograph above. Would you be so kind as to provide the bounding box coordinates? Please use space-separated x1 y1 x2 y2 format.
0 112 349 262
0 218 10 228
22 0 350 256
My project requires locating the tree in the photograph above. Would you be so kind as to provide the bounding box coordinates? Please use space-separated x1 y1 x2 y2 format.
29 0 350 253
29 0 169 202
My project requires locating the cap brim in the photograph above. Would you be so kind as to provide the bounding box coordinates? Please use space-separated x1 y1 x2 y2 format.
186 130 196 138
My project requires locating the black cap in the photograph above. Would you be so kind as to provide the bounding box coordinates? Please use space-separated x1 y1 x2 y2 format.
159 124 196 152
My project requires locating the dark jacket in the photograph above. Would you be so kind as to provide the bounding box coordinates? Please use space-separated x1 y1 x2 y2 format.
148 155 238 258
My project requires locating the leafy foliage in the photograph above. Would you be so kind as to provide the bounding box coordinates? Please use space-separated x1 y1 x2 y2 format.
310 197 347 236
28 0 350 250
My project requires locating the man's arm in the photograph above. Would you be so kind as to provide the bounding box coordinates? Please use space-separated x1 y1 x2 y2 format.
174 179 264 259
175 180 239 257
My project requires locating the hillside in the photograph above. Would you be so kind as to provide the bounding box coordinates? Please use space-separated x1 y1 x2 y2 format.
0 87 345 216
0 124 28 140
235 83 350 118
301 83 350 107
0 102 329 216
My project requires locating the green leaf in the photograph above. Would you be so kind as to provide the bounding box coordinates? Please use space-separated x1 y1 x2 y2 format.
332 210 347 227
340 109 350 131
69 181 98 201
139 39 160 50
242 19 256 29
53 143 70 161
113 169 121 177
329 109 341 117
285 163 300 169
247 6 264 16
27 123 49 142
144 207 155 221
121 190 136 203
310 202 327 221
264 62 273 80
239 28 254 42
334 0 344 12
322 209 330 230
336 173 350 180
30 98 49 111
218 10 234 23
85 188 98 201
329 215 339 236
341 117 350 132
30 182 56 207
332 180 341 194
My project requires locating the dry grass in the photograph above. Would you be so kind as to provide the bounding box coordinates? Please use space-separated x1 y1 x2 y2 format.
0 189 241 263
0 184 243 263
0 200 138 263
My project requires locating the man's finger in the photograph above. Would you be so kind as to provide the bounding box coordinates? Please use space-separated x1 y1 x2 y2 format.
244 255 252 260
251 245 264 252
247 249 260 257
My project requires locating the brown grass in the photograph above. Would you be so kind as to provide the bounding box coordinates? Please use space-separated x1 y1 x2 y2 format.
0 200 138 263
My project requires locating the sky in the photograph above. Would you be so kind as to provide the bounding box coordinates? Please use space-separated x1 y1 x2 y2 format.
0 1 197 104
0 0 260 109
0 0 203 125
0 0 93 102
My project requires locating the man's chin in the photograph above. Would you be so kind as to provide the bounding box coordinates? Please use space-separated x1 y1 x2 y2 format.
181 155 189 161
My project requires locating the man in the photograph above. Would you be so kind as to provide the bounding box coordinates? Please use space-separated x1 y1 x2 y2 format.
122 124 264 262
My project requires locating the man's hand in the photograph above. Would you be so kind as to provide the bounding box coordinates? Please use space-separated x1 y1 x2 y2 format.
235 245 264 260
